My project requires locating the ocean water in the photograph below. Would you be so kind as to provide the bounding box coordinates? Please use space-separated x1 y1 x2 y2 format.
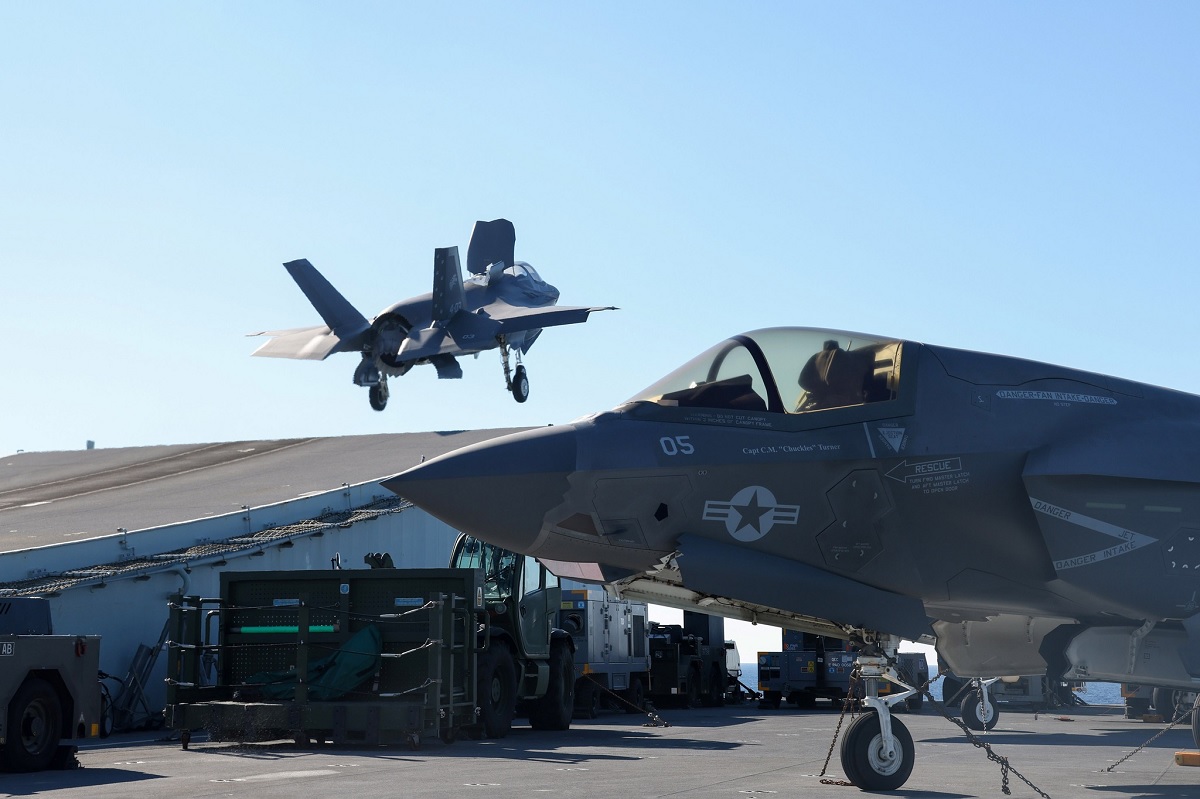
736 663 1123 706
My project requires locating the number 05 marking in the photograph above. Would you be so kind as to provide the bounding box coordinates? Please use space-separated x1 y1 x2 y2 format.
660 436 695 456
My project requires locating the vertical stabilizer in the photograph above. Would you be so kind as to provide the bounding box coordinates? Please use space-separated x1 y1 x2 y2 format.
431 246 466 322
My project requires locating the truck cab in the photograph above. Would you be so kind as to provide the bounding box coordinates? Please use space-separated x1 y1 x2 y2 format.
449 535 575 735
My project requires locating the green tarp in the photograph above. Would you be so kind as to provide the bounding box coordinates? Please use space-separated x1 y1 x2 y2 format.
244 624 383 701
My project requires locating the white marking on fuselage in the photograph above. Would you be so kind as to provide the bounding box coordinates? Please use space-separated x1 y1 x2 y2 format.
1029 497 1156 570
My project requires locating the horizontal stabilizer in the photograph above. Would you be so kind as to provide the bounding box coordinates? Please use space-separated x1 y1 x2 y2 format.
397 326 452 361
446 309 502 349
250 325 343 361
431 247 466 322
282 260 371 342
466 219 515 275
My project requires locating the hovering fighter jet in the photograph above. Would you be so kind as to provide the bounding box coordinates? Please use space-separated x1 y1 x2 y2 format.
251 219 613 411
385 326 1200 791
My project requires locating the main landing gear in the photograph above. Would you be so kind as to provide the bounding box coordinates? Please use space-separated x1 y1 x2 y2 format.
368 376 389 411
354 356 391 412
840 632 918 791
499 340 529 403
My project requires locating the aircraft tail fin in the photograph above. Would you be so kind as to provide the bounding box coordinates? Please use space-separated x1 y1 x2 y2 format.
283 259 371 340
466 218 515 276
431 246 466 322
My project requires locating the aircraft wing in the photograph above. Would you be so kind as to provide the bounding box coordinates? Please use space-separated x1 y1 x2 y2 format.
487 304 617 335
249 325 347 361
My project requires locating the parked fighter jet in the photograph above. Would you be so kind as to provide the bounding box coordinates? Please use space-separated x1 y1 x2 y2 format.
385 326 1200 791
251 219 613 410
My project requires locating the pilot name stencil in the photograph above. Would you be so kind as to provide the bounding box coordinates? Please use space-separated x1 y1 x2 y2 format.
703 486 800 542
742 443 841 456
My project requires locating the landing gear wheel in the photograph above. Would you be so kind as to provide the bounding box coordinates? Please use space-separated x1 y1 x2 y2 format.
510 365 529 403
839 712 915 791
529 642 574 730
2 677 62 772
476 645 517 738
368 383 388 411
961 690 999 731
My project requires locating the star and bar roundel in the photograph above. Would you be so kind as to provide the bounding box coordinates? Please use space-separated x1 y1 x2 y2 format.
703 486 801 542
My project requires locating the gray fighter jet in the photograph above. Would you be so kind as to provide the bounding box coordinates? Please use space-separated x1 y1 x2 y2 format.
251 219 613 410
385 326 1200 791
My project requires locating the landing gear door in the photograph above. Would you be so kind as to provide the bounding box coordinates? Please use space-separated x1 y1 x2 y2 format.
518 555 551 657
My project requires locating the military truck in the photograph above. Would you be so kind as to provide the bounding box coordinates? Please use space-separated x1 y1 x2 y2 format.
451 535 576 735
1 597 101 772
166 535 574 746
647 622 727 707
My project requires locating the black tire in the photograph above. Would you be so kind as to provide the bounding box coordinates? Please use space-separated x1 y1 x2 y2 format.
624 677 644 714
1153 687 1173 716
1125 698 1151 719
839 712 915 791
530 643 574 731
904 692 924 714
2 677 62 772
1192 698 1200 748
685 666 702 708
99 686 114 738
477 644 518 738
576 681 599 719
704 666 725 707
961 690 999 731
511 365 529 403
368 384 387 411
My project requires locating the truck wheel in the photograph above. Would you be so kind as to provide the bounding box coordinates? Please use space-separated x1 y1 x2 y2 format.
3 677 63 772
477 644 517 739
624 677 644 714
530 643 574 731
704 665 725 707
576 681 599 719
686 666 702 708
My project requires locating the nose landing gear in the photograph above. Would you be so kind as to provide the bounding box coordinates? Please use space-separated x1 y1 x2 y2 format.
840 633 918 791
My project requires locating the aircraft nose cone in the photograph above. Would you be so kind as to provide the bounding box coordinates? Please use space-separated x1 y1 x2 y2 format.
382 426 576 555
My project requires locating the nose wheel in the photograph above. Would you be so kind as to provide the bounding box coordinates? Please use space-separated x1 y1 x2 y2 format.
840 710 915 791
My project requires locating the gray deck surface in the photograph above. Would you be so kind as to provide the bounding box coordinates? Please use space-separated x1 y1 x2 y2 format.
0 428 526 551
10 703 1199 798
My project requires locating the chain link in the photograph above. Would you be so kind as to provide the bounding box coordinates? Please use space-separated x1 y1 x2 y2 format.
1105 691 1200 772
817 665 861 786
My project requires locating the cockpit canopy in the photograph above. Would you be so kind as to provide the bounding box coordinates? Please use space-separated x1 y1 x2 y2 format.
626 327 904 415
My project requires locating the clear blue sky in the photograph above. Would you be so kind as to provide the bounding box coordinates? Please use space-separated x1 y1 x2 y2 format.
3 4 1197 653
